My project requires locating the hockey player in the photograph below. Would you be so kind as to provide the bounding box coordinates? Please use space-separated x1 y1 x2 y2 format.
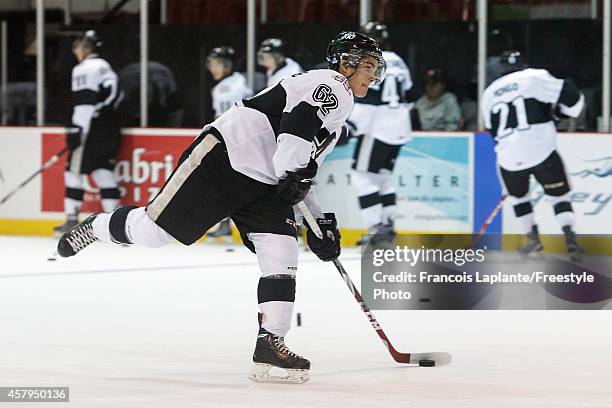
349 21 413 245
53 31 123 235
481 51 585 259
257 38 303 87
207 46 252 119
57 32 385 383
206 46 252 238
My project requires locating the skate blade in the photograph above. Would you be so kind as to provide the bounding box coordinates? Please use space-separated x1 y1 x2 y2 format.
248 363 309 384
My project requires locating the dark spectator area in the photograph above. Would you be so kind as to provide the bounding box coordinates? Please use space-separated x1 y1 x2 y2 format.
0 5 604 130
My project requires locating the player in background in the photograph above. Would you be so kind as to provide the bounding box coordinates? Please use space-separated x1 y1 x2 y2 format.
481 51 585 260
53 31 123 235
205 46 253 238
257 38 303 87
57 32 386 383
349 21 413 245
207 46 252 119
258 38 307 236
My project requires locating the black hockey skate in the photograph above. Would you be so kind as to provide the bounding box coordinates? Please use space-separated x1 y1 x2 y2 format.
56 214 99 257
357 223 396 246
207 218 232 238
518 225 543 258
563 226 585 262
249 328 310 384
53 218 78 236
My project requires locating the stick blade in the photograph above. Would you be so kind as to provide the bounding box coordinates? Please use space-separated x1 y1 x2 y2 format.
407 352 453 366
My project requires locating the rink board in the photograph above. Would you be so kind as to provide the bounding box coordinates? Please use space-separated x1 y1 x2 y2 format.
0 127 611 244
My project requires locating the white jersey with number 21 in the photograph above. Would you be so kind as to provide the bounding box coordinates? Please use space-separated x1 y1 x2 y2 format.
481 68 584 171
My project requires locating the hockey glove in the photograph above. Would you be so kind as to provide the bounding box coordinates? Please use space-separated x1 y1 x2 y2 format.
336 121 357 146
65 125 82 150
306 213 341 262
277 162 318 205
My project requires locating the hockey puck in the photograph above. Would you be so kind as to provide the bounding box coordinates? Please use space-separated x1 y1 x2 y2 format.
419 359 435 367
47 257 57 262
296 312 302 327
226 248 235 252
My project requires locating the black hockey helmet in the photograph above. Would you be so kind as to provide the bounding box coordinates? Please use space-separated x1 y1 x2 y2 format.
76 30 102 50
360 21 389 47
207 46 236 69
499 50 528 75
258 38 286 64
326 31 386 85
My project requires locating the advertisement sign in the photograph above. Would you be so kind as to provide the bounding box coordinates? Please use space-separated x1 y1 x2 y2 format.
502 134 612 234
41 130 196 213
316 133 473 232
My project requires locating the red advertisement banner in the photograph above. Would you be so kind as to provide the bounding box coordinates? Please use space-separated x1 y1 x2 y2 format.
41 132 194 212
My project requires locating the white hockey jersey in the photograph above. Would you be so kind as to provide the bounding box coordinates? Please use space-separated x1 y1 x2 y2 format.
266 57 303 87
349 51 413 145
211 72 252 119
71 54 122 136
481 68 584 171
204 69 353 187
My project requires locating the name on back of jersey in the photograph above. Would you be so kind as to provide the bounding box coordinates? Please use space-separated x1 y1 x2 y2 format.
494 82 519 97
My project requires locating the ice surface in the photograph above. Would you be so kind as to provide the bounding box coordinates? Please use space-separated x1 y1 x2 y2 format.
0 236 611 407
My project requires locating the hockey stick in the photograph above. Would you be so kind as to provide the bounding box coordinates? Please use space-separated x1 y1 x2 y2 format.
296 201 452 366
0 147 68 205
469 195 507 248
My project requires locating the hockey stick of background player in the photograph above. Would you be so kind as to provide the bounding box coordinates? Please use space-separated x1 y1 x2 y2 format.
296 201 452 367
0 147 68 206
469 195 507 249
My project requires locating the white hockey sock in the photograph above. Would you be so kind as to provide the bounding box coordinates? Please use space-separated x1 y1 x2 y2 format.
92 212 112 242
250 233 299 337
376 172 396 226
555 211 575 230
92 207 174 246
125 207 174 247
101 199 120 212
64 171 83 219
517 212 536 234
259 300 294 337
380 193 396 225
91 169 121 213
360 200 383 230
64 198 82 220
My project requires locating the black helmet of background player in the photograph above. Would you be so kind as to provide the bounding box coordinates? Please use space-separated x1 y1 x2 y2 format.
360 21 390 50
207 46 236 81
257 38 285 71
326 31 386 90
73 30 102 62
499 50 528 76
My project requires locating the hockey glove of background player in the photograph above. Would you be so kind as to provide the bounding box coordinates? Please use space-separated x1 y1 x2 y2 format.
306 213 341 262
277 161 318 205
65 125 82 150
336 121 357 146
